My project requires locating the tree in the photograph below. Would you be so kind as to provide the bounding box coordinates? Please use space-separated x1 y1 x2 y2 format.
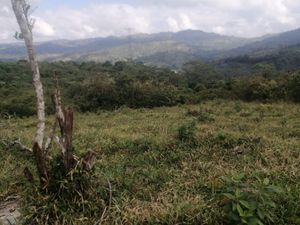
12 0 45 148
9 4 110 224
182 61 221 90
288 71 300 102
11 0 91 186
11 0 48 183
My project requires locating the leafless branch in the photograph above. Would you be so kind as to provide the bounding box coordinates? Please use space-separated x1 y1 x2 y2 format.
54 136 66 154
32 142 48 185
44 118 57 151
13 139 32 152
1 138 32 153
52 74 65 134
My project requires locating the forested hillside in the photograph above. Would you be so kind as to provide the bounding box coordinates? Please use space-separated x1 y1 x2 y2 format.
1 27 300 68
0 30 251 64
222 28 300 58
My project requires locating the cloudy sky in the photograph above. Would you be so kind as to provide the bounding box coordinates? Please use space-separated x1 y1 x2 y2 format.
1 0 300 43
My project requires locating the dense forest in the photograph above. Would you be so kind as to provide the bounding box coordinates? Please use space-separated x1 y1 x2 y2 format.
0 57 299 117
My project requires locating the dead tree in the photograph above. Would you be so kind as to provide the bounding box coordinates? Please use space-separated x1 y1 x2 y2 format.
11 0 96 186
10 0 99 191
52 75 76 172
11 0 75 179
11 0 45 148
11 0 48 184
10 3 113 222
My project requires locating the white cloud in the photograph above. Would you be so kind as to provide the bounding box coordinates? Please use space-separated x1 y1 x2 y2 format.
1 0 300 43
83 25 95 34
179 13 196 30
33 17 55 37
167 17 180 31
1 6 9 14
213 26 225 34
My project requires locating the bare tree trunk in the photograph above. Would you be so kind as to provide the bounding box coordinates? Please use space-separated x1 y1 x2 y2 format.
11 0 48 184
32 142 48 184
52 76 76 172
62 107 76 171
11 0 45 148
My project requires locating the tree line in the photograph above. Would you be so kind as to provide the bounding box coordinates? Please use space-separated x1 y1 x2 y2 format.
0 60 299 117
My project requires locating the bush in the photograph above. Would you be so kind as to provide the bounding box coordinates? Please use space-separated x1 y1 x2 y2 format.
176 120 197 146
0 102 35 117
186 108 215 122
288 72 300 102
220 173 282 225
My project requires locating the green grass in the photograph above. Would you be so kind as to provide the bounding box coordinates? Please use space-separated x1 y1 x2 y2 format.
1 100 300 224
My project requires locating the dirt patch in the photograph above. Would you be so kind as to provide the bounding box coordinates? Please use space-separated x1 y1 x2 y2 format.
0 196 21 225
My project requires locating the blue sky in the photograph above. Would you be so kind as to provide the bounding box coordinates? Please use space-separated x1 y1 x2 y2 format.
1 0 300 43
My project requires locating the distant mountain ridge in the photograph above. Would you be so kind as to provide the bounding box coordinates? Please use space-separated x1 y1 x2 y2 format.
220 28 300 58
1 28 300 68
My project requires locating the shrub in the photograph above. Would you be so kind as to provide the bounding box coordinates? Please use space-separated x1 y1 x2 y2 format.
176 120 197 146
234 102 243 113
186 108 215 122
288 72 300 102
220 173 282 225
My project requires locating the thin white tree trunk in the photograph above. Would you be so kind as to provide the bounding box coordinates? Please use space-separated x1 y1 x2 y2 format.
11 0 45 148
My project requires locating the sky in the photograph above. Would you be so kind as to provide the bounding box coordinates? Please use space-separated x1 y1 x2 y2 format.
1 0 300 43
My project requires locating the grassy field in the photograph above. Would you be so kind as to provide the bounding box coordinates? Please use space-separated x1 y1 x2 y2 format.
1 100 300 224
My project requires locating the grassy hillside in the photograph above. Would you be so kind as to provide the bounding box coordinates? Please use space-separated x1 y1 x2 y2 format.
1 101 299 224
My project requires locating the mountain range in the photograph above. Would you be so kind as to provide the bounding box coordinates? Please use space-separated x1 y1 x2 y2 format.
1 28 300 68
